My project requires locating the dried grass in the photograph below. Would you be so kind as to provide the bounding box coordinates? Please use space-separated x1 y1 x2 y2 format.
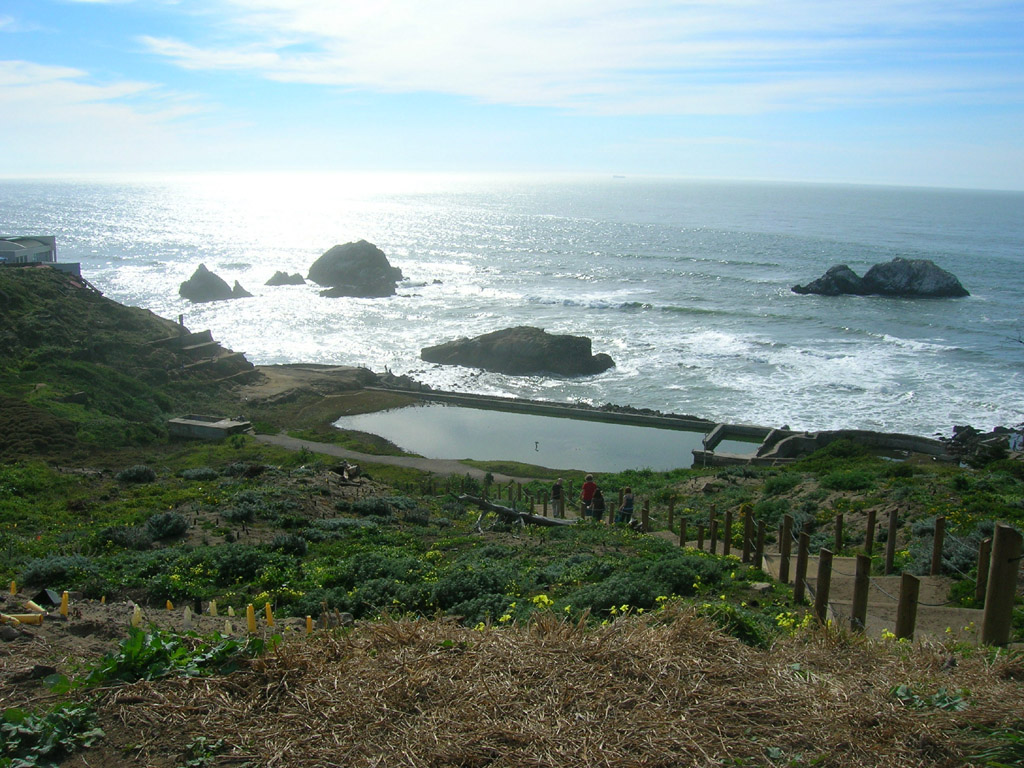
85 607 1022 767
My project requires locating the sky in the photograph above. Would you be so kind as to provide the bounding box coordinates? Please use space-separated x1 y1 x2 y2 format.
1 0 1023 189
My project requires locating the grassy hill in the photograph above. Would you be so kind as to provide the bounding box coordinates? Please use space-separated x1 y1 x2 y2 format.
0 265 1022 767
0 267 250 456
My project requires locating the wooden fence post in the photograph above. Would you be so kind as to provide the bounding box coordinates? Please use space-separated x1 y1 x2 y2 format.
895 573 920 640
709 519 719 555
542 497 548 518
813 548 833 624
754 519 765 570
885 508 899 575
930 516 946 576
668 500 675 532
975 537 992 604
851 554 871 633
742 505 753 563
641 500 650 533
864 508 876 556
697 523 705 551
981 524 1023 646
678 518 687 548
723 508 732 557
793 531 809 603
779 515 793 584
834 512 843 554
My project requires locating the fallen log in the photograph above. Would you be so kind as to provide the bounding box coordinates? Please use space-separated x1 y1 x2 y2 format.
458 495 575 528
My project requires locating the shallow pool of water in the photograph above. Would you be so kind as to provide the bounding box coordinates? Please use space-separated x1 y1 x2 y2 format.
334 402 719 472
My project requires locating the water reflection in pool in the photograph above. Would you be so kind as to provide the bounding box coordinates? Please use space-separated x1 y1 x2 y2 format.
334 402 739 473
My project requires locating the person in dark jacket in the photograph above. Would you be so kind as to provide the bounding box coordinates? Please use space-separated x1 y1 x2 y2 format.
590 488 606 522
616 487 635 524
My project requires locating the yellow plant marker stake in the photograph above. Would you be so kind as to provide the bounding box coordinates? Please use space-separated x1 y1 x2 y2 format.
224 619 233 635
24 600 45 614
59 591 69 618
227 606 235 617
166 600 174 611
246 604 256 633
306 615 313 634
209 600 218 617
264 602 275 627
100 595 106 605
9 581 15 596
131 604 142 628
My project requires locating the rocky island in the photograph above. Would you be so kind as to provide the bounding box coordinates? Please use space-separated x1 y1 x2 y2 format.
792 257 969 297
421 326 616 376
307 240 403 298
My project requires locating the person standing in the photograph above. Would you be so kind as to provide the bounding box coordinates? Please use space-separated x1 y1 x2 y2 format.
580 474 598 518
551 477 564 518
616 487 635 524
590 488 606 522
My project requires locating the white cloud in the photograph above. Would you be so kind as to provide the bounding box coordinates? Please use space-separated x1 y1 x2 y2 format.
137 0 1024 114
0 60 204 173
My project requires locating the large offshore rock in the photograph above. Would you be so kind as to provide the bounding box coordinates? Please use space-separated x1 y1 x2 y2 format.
861 258 969 297
307 240 403 298
792 258 968 297
179 264 239 303
421 326 615 376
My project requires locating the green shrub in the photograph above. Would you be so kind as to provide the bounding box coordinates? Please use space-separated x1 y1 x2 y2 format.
97 525 153 551
115 464 156 483
270 534 308 557
181 467 219 481
146 511 188 540
21 554 97 587
820 469 876 492
697 602 776 648
762 473 800 496
431 565 513 610
753 498 790 528
881 462 915 479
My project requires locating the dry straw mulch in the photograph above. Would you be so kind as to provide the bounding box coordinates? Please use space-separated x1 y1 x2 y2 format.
83 607 1022 767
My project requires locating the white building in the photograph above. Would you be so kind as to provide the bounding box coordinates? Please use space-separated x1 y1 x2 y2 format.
0 236 57 264
0 236 79 276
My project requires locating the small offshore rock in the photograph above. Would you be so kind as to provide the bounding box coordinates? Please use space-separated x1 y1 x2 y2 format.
265 271 306 286
231 280 253 298
179 264 235 303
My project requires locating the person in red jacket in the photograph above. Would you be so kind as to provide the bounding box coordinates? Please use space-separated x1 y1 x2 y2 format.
580 474 598 517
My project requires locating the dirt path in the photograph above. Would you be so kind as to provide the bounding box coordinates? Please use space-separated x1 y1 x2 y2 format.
255 433 539 485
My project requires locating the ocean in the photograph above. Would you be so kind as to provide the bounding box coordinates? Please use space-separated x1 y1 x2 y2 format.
2 173 1022 437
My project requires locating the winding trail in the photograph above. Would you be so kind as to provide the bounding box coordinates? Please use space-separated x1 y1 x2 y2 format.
255 433 539 484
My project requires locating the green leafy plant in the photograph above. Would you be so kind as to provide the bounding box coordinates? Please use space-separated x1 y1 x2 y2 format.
83 626 264 685
0 703 104 768
889 684 968 711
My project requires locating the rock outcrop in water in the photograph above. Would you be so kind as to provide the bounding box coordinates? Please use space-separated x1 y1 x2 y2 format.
792 257 968 298
421 326 615 377
307 240 403 298
265 271 305 286
179 264 252 303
